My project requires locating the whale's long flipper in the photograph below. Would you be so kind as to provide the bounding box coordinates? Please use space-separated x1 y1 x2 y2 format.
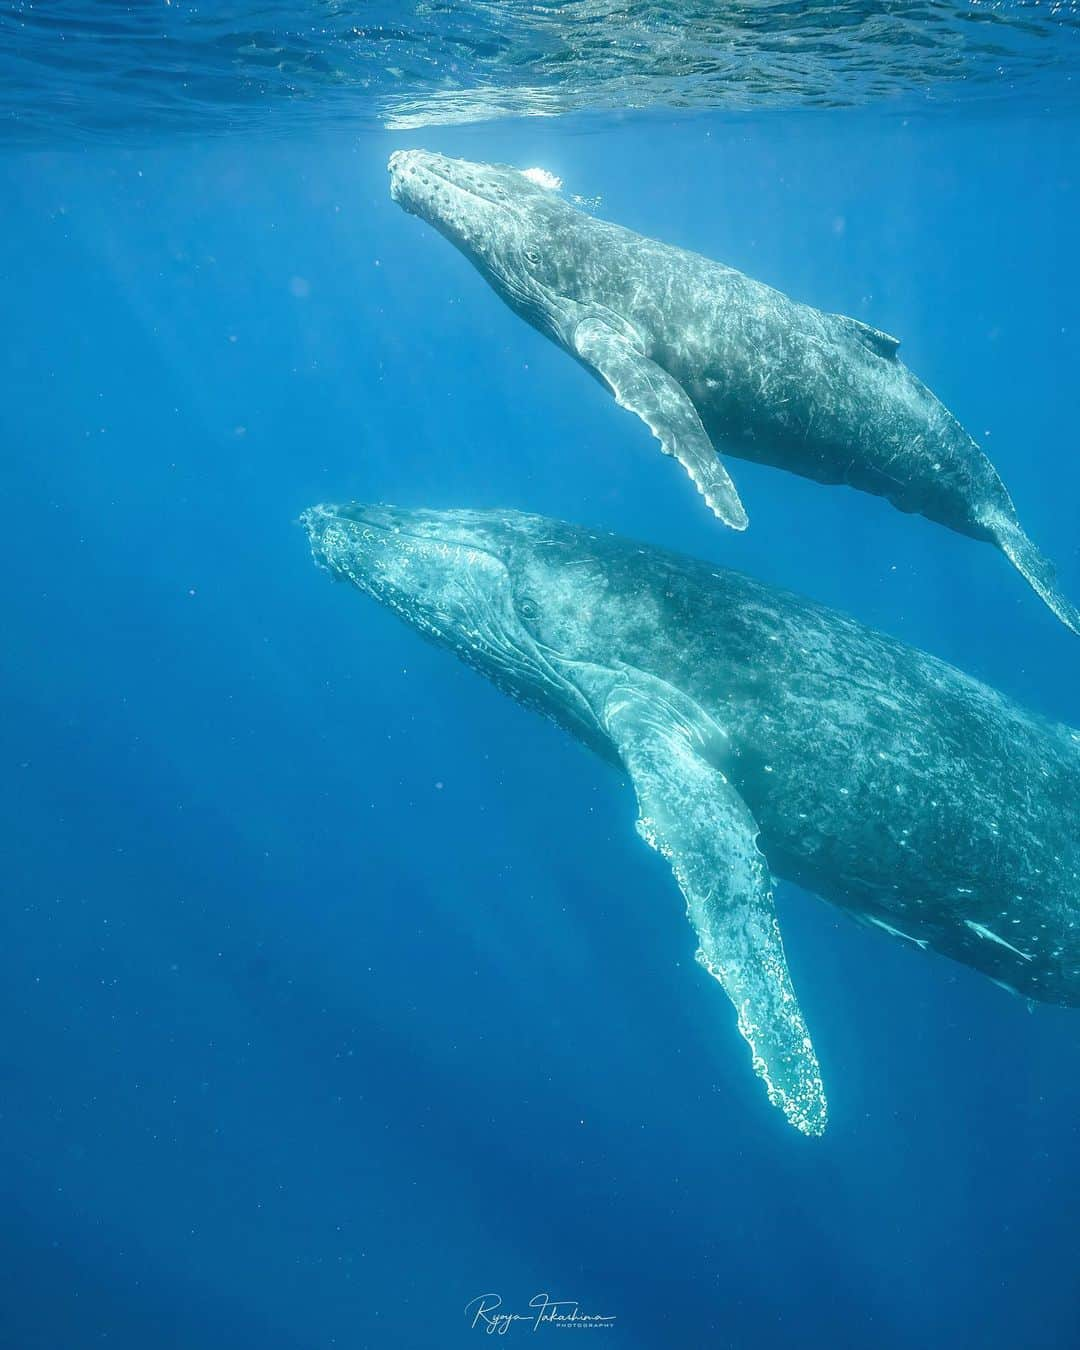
983 509 1080 637
598 674 827 1137
572 316 749 531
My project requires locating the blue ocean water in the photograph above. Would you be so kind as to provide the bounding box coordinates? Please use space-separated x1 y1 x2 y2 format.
2 9 1079 1349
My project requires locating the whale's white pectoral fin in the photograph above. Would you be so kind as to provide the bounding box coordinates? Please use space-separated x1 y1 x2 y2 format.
599 679 827 1137
572 317 749 531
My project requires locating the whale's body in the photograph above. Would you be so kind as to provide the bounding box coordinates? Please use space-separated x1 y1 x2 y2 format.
389 150 1079 636
305 503 1080 1134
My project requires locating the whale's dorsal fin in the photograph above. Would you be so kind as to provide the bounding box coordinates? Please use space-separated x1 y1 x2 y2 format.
838 315 901 359
571 315 749 531
594 669 827 1136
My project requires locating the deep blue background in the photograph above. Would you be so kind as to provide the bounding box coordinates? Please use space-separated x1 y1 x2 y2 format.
2 110 1079 1348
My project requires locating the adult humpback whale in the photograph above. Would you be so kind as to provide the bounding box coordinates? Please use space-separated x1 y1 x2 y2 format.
304 503 1080 1135
388 150 1080 636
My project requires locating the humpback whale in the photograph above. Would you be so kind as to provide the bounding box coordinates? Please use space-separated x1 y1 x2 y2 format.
388 150 1079 636
304 503 1080 1135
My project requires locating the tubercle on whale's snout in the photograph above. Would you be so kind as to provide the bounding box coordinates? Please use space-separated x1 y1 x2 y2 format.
387 165 407 208
387 149 447 208
387 150 419 209
300 506 338 577
302 504 387 583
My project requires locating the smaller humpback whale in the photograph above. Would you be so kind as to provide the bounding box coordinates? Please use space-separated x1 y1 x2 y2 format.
388 150 1079 636
305 503 1080 1135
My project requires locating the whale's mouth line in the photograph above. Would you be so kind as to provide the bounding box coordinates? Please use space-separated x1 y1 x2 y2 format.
316 505 508 574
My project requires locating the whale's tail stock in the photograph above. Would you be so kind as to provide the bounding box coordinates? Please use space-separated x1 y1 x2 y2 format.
984 508 1080 637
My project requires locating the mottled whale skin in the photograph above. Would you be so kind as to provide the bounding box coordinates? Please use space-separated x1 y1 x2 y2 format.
388 150 1079 636
305 503 1080 1135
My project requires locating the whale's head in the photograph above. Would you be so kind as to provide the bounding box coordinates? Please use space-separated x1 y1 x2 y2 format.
388 150 581 328
304 502 610 744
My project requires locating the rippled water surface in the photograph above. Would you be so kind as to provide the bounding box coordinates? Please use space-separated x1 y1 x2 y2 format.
3 1 1080 141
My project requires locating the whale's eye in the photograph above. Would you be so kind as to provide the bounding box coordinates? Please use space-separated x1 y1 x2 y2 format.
523 247 542 270
518 596 540 621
